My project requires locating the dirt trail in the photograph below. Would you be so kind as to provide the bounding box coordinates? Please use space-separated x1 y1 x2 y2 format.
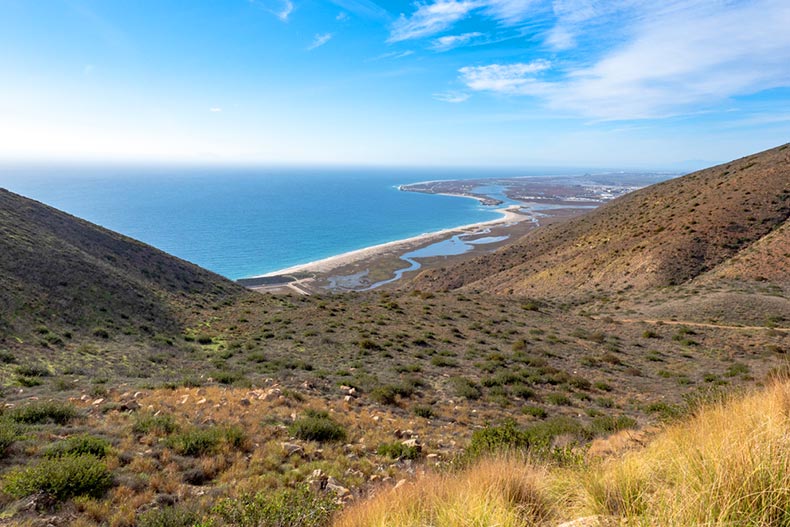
606 318 790 333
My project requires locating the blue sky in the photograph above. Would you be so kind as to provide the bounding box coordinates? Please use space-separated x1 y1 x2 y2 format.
1 0 788 168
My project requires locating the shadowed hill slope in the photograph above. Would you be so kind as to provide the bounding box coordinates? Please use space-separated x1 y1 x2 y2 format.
411 143 790 297
0 188 244 339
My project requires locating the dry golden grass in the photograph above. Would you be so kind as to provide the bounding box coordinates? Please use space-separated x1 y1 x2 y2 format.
336 380 790 527
576 380 790 526
335 457 553 527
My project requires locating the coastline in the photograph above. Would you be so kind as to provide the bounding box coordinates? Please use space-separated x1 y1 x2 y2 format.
249 205 527 280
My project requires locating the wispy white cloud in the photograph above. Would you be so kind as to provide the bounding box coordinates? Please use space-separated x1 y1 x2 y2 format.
432 31 483 51
308 33 333 50
327 0 390 20
457 0 790 120
209 107 223 113
389 1 479 42
483 0 540 24
433 91 471 103
336 11 349 21
460 60 550 93
367 50 415 61
389 0 547 42
250 0 293 21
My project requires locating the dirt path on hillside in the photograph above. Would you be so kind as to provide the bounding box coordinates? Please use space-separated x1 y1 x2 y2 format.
605 318 790 333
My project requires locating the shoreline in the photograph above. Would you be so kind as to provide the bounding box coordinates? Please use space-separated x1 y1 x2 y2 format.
247 204 527 280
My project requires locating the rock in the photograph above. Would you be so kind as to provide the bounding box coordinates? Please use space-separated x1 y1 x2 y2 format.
133 391 143 398
402 438 421 450
326 477 350 497
119 400 140 412
262 388 281 401
308 469 327 492
91 398 104 406
394 479 407 489
340 385 357 397
239 398 251 406
281 442 304 456
344 395 354 403
20 491 57 512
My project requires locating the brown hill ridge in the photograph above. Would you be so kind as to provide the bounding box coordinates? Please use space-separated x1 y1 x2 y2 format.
411 143 790 296
0 188 244 339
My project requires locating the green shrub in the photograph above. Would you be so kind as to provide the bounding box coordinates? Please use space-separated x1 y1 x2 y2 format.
413 405 435 419
45 434 110 458
15 365 50 377
0 420 21 457
522 405 547 419
8 401 77 425
289 410 346 442
167 428 222 457
0 350 17 363
133 413 178 435
590 415 638 435
448 377 481 400
377 442 421 460
465 419 530 459
524 416 592 447
212 484 339 527
430 356 458 368
3 454 112 501
137 506 201 527
212 370 243 385
370 384 414 405
725 362 750 377
224 425 249 451
546 393 572 406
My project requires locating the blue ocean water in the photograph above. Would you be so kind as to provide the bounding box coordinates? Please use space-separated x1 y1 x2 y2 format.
0 165 562 280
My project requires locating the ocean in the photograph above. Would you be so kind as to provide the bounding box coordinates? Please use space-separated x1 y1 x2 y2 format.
0 165 577 280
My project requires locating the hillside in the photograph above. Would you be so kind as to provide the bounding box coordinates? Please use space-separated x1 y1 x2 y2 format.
0 188 244 341
0 150 788 527
410 143 790 297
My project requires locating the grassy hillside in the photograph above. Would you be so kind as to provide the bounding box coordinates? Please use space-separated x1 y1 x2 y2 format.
0 188 244 342
336 379 790 527
0 148 787 526
410 143 790 297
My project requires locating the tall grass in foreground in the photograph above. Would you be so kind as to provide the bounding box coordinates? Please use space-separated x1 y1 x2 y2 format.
334 459 553 527
336 381 790 527
576 380 790 526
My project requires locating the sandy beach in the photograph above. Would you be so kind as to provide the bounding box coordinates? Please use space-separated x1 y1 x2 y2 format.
250 205 528 280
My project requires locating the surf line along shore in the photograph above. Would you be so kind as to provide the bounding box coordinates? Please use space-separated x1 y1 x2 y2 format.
238 205 533 295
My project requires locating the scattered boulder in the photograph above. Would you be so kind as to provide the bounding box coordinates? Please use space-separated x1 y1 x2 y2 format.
281 442 304 456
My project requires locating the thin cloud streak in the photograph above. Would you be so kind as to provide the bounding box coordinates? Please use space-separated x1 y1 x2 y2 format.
250 0 293 21
432 32 484 51
433 91 471 103
389 0 479 42
308 33 333 50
